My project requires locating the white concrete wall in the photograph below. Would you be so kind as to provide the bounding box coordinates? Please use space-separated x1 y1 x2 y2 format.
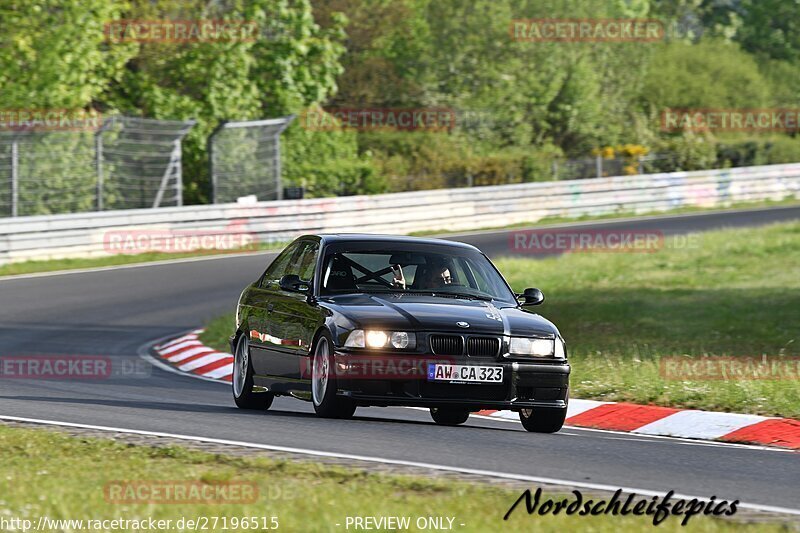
1 163 798 264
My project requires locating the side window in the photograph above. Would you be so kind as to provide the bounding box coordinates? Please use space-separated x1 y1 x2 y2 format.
293 242 319 281
259 242 301 288
457 257 493 294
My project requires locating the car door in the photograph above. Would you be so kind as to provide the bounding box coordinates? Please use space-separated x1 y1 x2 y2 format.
246 241 301 377
261 239 323 387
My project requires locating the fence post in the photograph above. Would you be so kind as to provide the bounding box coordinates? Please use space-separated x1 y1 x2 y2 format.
596 154 602 178
208 122 226 204
94 116 116 211
174 138 183 207
274 131 283 201
152 141 182 209
272 115 294 200
10 140 18 217
95 133 104 211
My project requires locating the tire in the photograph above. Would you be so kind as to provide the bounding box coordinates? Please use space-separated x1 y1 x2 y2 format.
311 332 356 419
429 407 470 426
232 334 274 410
519 407 566 433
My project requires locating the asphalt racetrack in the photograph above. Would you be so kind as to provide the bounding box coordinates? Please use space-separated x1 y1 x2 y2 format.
1 206 799 512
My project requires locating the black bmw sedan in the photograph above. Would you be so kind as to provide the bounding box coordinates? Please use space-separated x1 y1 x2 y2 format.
231 234 570 433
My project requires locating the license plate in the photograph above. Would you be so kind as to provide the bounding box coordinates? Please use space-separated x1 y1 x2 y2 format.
427 364 503 383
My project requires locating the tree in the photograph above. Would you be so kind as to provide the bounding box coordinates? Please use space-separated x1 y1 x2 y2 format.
105 0 347 202
0 0 134 109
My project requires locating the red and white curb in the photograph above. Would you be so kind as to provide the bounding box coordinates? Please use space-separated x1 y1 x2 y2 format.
153 330 800 450
477 403 800 450
153 329 233 383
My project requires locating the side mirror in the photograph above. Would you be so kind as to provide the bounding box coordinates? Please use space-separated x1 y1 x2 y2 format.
279 274 310 293
517 287 544 306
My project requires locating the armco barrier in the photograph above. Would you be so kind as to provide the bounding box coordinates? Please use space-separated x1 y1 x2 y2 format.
1 163 798 264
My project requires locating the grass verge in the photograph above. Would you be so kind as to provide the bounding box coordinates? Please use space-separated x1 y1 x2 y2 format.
0 425 785 532
201 222 800 418
497 221 800 418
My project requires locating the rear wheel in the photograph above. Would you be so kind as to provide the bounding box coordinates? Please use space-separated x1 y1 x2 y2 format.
429 407 470 426
232 334 274 410
519 407 566 433
311 333 356 419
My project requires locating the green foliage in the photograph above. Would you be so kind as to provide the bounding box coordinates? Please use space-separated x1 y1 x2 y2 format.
715 137 800 168
0 0 347 210
283 111 386 197
5 133 98 216
0 0 135 109
653 132 718 171
730 0 800 64
105 0 347 204
640 40 772 111
497 221 800 417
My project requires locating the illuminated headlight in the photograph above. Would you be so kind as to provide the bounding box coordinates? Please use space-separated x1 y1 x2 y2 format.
509 337 554 357
366 330 388 348
344 329 416 349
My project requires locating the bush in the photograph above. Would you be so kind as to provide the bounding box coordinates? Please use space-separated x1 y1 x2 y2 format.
641 39 772 111
361 131 564 190
715 137 800 167
762 137 800 164
653 132 718 171
282 108 386 197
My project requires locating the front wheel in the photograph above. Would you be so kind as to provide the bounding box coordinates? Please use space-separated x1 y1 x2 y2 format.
519 407 566 433
311 333 356 419
232 334 274 410
430 407 470 426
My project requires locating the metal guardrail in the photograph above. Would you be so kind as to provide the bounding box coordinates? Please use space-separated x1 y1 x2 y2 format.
1 163 798 265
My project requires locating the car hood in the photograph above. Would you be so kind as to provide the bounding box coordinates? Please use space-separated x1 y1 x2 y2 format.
323 293 558 337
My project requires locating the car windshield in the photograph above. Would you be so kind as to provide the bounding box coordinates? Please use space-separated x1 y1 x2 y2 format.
319 243 516 303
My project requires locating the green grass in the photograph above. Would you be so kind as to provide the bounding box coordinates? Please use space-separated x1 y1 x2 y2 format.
199 313 236 353
202 222 800 418
496 221 800 418
0 425 786 532
0 242 287 278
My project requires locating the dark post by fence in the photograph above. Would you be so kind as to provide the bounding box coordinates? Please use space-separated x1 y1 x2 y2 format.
10 140 18 217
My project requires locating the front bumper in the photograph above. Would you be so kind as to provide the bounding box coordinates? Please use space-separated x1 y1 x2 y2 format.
333 351 570 411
